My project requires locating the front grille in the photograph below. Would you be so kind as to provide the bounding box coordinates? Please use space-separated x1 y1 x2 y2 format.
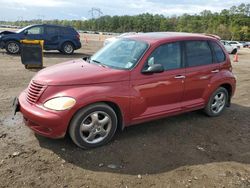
26 81 46 104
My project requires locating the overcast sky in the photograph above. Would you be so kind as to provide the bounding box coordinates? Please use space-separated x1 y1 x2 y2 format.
0 0 248 21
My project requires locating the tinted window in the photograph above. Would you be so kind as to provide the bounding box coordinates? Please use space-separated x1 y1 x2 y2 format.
211 41 226 63
61 28 74 35
185 41 212 67
46 27 58 35
27 26 44 35
146 42 182 70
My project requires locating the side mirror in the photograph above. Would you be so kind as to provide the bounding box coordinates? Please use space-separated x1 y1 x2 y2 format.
142 64 164 74
24 30 28 35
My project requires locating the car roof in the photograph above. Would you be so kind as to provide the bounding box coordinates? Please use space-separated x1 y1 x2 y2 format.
27 24 73 29
125 32 219 44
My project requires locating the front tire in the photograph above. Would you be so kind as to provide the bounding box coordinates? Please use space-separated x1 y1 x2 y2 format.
69 103 118 149
6 41 20 54
204 87 228 117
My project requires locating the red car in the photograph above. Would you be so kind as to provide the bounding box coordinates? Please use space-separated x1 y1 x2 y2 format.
14 32 236 149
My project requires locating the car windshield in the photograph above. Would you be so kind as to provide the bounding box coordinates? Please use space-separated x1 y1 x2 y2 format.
90 38 149 70
16 25 31 33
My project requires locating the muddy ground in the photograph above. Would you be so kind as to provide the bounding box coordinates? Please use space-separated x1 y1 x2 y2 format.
0 35 249 188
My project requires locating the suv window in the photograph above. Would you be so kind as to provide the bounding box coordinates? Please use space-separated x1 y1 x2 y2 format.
27 26 44 35
46 27 59 35
146 42 182 70
185 41 212 67
211 41 226 63
62 27 74 35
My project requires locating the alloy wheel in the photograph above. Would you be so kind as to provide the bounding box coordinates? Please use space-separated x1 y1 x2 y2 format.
80 111 112 144
211 92 226 114
7 42 19 54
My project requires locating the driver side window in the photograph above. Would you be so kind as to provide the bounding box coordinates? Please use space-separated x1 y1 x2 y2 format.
146 42 182 71
27 26 44 35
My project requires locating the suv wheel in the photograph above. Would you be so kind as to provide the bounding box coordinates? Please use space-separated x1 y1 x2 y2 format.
204 87 228 117
69 103 118 149
6 41 20 54
61 42 74 55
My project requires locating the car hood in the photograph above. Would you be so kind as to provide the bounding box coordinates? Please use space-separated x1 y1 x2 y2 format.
0 30 16 36
32 59 130 86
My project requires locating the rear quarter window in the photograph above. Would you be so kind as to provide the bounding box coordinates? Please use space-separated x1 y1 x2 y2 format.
61 27 75 35
185 41 212 67
211 41 226 63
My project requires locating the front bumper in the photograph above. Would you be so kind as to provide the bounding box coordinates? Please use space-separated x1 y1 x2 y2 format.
18 91 69 138
0 40 5 49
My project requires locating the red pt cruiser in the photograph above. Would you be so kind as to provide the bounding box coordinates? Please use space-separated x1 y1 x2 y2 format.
14 32 236 148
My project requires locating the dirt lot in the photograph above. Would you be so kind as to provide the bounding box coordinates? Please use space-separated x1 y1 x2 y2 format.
0 35 249 188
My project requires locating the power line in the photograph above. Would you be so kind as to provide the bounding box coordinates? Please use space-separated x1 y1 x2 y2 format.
88 8 103 19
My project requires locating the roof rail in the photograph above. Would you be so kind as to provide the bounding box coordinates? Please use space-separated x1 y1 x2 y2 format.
202 33 221 40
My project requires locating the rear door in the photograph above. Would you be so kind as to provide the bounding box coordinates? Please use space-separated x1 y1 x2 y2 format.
44 26 60 50
182 40 219 110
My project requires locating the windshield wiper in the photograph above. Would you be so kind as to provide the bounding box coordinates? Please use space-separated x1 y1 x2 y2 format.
91 59 109 68
91 59 102 64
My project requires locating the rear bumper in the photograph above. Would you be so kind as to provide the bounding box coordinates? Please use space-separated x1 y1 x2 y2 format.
74 41 82 50
18 91 69 138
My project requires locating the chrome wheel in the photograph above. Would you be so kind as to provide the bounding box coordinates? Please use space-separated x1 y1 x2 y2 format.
80 111 112 144
63 44 73 54
7 42 19 54
211 92 226 114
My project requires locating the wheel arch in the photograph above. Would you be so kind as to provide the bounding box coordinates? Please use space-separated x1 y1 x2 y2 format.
5 39 21 46
61 40 76 49
220 83 233 106
67 100 125 135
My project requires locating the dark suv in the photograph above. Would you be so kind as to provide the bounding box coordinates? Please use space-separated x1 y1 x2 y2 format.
0 24 81 54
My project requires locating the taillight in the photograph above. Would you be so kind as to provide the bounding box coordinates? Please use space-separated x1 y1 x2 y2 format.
76 33 80 40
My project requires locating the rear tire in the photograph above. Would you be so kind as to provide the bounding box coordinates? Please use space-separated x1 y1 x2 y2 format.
61 42 74 55
69 103 118 149
6 41 20 54
204 87 228 117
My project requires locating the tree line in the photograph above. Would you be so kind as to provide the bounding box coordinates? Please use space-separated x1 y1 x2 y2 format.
1 3 249 41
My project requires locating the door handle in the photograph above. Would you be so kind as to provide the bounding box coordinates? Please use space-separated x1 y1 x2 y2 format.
174 75 186 79
211 69 219 73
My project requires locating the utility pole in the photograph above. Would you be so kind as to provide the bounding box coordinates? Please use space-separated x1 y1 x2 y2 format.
88 8 103 31
88 8 103 19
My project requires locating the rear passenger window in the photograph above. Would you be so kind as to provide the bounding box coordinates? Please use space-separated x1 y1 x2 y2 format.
46 27 58 35
146 42 182 71
211 41 226 63
185 41 212 67
62 28 73 35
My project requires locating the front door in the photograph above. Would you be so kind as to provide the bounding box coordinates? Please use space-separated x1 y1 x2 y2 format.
130 42 185 123
25 26 45 41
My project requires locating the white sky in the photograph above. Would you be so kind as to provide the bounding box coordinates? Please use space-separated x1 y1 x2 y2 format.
0 0 248 20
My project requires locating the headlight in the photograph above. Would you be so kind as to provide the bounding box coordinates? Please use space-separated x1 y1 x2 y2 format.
44 97 76 111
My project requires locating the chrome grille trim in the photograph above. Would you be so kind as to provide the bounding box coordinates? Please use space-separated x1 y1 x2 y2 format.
26 81 46 104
